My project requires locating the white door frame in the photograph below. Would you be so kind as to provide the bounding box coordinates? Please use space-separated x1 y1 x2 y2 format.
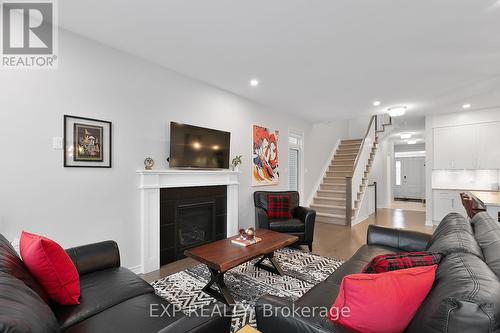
393 156 425 200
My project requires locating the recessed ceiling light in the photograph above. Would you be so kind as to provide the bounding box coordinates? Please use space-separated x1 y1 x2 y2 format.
387 106 407 117
373 101 381 107
250 79 259 87
462 103 471 109
407 139 417 145
400 133 412 139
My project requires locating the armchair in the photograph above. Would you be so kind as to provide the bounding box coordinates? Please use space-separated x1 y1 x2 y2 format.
253 191 316 251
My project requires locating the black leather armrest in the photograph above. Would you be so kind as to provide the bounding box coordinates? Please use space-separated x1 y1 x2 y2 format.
156 304 231 333
294 206 316 243
65 240 120 276
255 207 270 229
367 225 432 252
256 295 352 333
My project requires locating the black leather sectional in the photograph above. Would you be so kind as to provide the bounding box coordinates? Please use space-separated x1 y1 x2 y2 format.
2 211 499 333
256 212 500 333
0 235 231 333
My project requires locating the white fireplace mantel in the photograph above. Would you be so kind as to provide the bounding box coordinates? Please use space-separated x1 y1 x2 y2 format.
137 169 240 274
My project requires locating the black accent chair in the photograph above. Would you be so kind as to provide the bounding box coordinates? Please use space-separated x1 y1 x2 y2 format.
254 191 316 251
0 234 231 333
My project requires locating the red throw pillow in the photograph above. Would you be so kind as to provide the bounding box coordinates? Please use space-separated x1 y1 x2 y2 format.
362 251 442 273
20 231 80 305
328 265 437 333
267 194 292 220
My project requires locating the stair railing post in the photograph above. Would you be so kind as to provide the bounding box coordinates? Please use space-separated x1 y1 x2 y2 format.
346 176 353 226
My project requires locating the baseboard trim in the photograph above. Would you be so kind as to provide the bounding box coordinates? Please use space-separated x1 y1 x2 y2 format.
352 214 369 226
129 265 143 275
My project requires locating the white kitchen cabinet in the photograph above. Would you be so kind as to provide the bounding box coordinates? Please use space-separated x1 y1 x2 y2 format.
433 121 500 170
476 122 500 169
433 190 467 223
433 127 455 169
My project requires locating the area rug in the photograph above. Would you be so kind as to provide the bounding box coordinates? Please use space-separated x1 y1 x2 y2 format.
151 248 344 332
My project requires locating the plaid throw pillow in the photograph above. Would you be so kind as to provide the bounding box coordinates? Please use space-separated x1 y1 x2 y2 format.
267 194 292 220
362 251 443 274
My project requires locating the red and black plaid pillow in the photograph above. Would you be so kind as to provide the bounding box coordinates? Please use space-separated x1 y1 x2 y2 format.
362 251 443 274
267 194 292 220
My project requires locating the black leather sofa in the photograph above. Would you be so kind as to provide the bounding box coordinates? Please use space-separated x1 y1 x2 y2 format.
256 212 500 333
254 191 316 251
0 235 231 333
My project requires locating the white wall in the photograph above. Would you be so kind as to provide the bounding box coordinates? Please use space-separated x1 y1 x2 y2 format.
425 109 500 225
304 121 349 204
347 116 370 139
368 138 393 208
0 30 341 269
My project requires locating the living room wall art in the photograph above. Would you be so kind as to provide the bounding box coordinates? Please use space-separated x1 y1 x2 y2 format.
252 125 279 186
63 115 112 168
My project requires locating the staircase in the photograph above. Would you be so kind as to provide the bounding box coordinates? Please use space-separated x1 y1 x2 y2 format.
310 115 391 226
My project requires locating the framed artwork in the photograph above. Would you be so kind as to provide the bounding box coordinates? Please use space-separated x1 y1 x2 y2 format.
64 115 112 168
252 125 279 186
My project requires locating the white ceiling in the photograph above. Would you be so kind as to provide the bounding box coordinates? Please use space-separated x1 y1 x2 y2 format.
59 0 500 122
387 116 426 146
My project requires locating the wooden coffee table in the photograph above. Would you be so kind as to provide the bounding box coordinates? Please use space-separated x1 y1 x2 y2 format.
184 229 298 305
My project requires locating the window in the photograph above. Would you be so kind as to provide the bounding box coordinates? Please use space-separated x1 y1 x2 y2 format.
288 129 304 195
395 160 401 186
289 148 299 191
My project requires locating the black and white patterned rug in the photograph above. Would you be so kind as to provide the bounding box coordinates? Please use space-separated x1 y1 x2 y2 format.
151 248 343 332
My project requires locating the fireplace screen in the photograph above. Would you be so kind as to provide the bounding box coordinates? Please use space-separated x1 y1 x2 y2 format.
160 186 226 266
176 202 215 249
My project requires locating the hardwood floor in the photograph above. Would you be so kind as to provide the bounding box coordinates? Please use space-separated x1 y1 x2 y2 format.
390 200 426 212
142 208 432 283
312 208 432 261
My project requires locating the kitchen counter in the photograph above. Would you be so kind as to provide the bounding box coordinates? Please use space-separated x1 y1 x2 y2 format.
433 188 500 193
470 191 500 206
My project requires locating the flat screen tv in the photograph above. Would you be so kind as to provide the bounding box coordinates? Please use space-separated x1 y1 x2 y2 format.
169 122 230 169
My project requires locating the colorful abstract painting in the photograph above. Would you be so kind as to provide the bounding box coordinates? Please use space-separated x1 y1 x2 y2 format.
252 125 279 186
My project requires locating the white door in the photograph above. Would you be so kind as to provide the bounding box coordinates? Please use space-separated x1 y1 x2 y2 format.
394 157 425 200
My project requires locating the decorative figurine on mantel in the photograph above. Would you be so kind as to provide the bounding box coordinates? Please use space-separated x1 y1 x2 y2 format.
231 155 242 171
144 157 155 170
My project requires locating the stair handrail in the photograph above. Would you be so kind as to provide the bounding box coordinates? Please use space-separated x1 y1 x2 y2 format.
346 115 377 225
352 115 376 173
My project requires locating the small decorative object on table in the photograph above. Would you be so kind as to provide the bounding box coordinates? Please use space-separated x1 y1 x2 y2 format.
232 227 261 247
231 155 242 171
144 157 154 170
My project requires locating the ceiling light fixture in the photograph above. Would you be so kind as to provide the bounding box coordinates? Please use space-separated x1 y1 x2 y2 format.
407 139 418 145
373 101 381 107
250 79 259 87
400 133 412 139
387 106 407 117
462 103 471 109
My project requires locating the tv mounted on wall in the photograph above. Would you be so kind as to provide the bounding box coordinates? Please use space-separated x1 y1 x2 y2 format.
169 122 230 169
